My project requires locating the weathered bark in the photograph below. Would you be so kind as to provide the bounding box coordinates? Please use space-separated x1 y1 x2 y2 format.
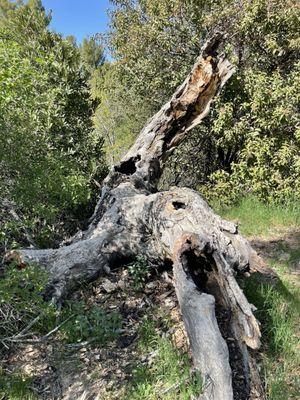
5 34 265 399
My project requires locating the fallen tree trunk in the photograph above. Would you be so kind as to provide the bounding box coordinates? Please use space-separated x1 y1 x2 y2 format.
5 33 265 399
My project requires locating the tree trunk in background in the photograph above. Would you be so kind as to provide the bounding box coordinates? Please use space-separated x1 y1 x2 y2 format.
6 33 266 400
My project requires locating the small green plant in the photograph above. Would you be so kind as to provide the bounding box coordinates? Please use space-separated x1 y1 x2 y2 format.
137 317 158 350
128 255 151 290
59 301 121 345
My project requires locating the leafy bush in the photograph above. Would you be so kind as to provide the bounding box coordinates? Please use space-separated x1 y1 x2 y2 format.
0 1 107 253
202 65 300 203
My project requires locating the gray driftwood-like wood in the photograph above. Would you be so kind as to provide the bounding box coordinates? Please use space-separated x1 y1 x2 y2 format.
5 34 264 400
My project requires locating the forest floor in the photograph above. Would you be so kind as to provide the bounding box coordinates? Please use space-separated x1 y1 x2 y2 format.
1 199 299 400
2 263 200 400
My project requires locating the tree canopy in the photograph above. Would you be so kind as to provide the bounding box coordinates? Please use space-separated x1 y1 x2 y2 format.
103 0 300 203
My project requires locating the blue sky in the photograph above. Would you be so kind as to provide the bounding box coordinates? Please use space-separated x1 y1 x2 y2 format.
42 0 112 43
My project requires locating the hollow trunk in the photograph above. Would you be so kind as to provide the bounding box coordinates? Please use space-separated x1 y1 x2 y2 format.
6 33 266 400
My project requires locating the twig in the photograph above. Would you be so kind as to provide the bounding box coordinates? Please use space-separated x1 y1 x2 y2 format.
2 314 75 344
42 314 75 339
14 314 42 338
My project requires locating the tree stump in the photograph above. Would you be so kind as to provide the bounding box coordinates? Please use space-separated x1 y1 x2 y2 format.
5 33 265 400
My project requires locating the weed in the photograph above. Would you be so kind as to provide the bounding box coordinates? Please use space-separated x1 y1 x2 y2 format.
59 300 121 345
128 255 151 290
137 317 159 350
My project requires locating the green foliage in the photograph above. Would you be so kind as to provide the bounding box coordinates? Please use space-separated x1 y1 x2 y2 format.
128 255 151 290
91 62 151 164
80 36 105 72
0 263 56 340
107 0 300 204
124 316 202 399
202 64 300 203
109 0 205 108
0 0 107 252
59 300 121 345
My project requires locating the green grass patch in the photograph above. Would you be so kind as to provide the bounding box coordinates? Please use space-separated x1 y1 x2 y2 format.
0 368 36 400
123 317 202 400
214 196 300 237
244 272 299 399
217 196 300 398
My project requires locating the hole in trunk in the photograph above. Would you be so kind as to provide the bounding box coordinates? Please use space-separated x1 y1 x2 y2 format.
172 201 186 210
108 253 135 269
114 155 141 175
181 249 214 292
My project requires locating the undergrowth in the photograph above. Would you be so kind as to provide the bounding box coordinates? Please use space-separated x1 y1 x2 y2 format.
1 196 299 399
0 263 121 399
124 317 202 400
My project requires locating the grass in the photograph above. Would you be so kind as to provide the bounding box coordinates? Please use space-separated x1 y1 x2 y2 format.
0 368 36 400
245 270 299 399
123 317 202 400
214 196 300 237
220 196 300 399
